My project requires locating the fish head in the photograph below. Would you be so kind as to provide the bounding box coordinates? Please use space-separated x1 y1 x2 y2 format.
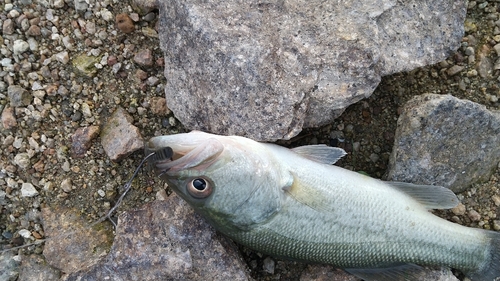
145 131 288 232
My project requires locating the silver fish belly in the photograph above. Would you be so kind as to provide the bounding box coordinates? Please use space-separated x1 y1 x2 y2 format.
145 131 500 281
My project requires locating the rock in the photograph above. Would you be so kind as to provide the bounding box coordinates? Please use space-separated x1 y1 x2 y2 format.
100 107 144 161
387 94 500 193
476 45 493 78
21 183 38 197
14 153 31 169
299 265 457 281
0 250 21 281
8 85 32 107
2 19 14 35
446 65 464 76
18 255 61 281
71 126 100 158
41 206 114 275
300 265 359 281
150 97 171 116
71 54 101 78
1 107 18 129
62 195 250 281
26 25 41 36
131 0 158 15
13 40 30 55
74 0 88 12
115 13 135 33
133 49 153 67
54 51 70 64
158 0 467 141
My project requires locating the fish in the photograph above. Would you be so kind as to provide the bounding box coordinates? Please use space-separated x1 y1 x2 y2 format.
145 131 500 281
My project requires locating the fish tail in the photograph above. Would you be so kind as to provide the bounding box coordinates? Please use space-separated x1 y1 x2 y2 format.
466 230 500 281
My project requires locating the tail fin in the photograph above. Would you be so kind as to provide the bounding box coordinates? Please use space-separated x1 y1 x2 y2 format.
467 231 500 281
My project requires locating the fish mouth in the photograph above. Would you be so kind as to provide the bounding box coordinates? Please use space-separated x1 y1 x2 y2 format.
145 132 224 175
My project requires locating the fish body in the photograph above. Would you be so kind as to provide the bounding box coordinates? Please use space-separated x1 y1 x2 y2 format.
146 131 500 281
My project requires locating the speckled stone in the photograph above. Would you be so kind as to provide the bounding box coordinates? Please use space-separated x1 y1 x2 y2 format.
62 195 250 281
100 107 144 162
158 0 467 141
387 94 500 193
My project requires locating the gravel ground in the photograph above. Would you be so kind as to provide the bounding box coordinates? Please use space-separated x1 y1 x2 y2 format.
0 0 499 280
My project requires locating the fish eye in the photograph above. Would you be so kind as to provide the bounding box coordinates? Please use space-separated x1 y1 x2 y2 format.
187 177 213 199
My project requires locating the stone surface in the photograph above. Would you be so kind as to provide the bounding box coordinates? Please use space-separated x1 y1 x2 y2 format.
100 107 144 161
62 195 250 281
41 206 114 275
71 126 100 158
115 13 135 33
133 48 153 67
131 0 158 15
20 183 38 197
158 0 467 141
8 85 32 107
387 94 500 193
18 254 61 281
1 107 18 129
0 251 20 281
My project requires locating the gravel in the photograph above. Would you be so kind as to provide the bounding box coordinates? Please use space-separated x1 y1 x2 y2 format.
0 0 499 281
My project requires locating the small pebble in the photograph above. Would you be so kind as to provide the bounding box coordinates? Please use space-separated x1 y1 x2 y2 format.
116 13 135 33
21 182 39 197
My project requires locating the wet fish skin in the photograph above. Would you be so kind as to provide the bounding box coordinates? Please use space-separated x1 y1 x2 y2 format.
146 131 500 281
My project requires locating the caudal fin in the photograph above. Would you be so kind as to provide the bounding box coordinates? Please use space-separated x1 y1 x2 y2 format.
467 231 500 281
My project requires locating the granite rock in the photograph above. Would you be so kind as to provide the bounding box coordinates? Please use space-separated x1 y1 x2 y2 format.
158 0 466 141
387 94 500 193
41 206 114 275
62 194 250 281
100 107 144 162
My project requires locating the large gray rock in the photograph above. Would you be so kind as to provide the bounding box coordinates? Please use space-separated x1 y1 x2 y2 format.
387 94 500 193
158 0 466 141
62 194 250 281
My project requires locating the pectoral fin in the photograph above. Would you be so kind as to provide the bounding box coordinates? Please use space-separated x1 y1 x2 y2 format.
386 181 459 210
292 145 347 164
345 263 426 281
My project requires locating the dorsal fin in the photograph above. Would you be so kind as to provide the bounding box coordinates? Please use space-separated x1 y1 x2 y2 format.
292 145 347 165
386 181 459 210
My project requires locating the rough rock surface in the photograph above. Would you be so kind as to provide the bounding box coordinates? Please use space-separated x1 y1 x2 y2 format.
100 107 144 162
158 0 466 141
387 94 500 193
62 194 250 281
41 206 114 275
18 254 61 281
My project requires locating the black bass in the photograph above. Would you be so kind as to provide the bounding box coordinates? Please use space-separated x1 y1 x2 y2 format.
145 131 500 281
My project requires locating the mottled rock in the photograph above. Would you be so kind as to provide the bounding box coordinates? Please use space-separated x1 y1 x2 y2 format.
1 107 17 129
387 94 500 193
63 195 250 281
158 0 466 141
300 265 359 281
131 0 158 15
8 85 32 107
300 265 457 281
74 0 88 12
101 107 144 161
115 13 135 33
20 183 38 197
150 96 171 116
26 25 41 36
18 255 61 281
133 49 153 67
2 19 14 35
14 153 31 169
71 126 100 158
71 54 101 78
41 206 114 275
13 40 30 55
0 251 20 281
